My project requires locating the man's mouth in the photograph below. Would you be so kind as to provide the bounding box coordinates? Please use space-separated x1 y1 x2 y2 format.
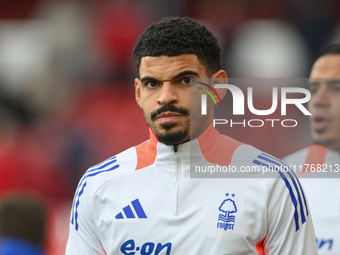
312 115 330 131
151 105 189 122
156 112 182 122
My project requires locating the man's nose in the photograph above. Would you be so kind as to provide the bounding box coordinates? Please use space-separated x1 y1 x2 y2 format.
157 83 179 106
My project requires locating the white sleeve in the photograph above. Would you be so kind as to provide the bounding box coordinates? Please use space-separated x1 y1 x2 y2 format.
65 175 105 254
231 145 318 254
262 173 318 254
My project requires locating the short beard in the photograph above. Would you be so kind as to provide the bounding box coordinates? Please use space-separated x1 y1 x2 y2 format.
144 105 190 146
155 124 188 145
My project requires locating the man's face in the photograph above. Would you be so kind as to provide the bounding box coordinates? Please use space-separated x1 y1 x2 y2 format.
308 54 340 151
135 54 214 145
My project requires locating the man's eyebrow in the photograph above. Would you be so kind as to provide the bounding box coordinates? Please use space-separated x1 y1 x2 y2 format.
308 79 320 87
307 78 340 87
140 77 159 84
172 71 200 80
327 78 340 85
140 71 200 84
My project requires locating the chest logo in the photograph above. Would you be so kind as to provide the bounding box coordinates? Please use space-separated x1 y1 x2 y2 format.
115 199 147 219
217 193 237 231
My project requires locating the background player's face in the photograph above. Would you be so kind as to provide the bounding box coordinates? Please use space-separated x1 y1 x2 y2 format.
308 54 340 151
135 54 213 145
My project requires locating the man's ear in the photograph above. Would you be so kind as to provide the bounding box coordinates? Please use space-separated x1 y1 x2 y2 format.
135 78 142 108
211 70 228 102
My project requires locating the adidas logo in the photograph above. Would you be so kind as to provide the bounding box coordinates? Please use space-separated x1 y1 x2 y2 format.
115 199 147 219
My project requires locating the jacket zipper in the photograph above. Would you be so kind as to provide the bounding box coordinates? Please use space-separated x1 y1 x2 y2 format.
173 150 181 216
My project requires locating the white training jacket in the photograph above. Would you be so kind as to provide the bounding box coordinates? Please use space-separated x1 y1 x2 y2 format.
283 144 340 255
66 125 318 255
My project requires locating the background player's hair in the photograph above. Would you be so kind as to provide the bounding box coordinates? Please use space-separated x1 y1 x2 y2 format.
133 17 222 76
319 43 340 57
0 194 47 247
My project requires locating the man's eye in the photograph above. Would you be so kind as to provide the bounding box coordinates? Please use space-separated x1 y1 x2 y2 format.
180 77 192 84
309 87 317 95
333 84 340 92
145 81 158 88
308 85 318 95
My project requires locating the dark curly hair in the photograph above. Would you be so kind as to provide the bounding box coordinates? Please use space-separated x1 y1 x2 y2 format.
133 17 222 76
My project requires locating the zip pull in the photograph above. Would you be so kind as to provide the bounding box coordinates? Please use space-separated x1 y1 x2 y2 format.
173 144 179 153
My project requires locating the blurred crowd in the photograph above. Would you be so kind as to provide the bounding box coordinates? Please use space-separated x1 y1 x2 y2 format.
0 0 339 254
